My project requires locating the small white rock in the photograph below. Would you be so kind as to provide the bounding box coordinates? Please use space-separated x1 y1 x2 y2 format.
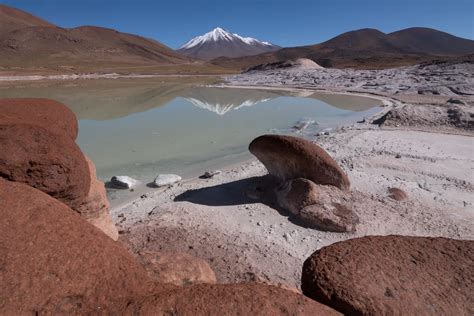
110 176 139 189
154 174 182 187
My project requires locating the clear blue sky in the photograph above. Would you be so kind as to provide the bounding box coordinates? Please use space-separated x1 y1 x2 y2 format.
3 0 473 48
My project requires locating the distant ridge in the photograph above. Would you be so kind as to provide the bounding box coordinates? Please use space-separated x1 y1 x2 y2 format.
177 27 280 60
212 27 474 70
0 4 192 72
0 4 55 35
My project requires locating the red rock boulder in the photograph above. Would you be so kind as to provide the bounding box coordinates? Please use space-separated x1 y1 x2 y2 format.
138 251 217 286
75 156 117 240
0 98 78 140
0 123 90 207
125 283 341 315
0 179 154 314
302 235 474 315
249 135 350 190
276 178 358 232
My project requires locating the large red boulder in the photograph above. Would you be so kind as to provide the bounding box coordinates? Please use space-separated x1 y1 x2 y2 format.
249 135 350 190
0 123 90 208
75 156 118 240
0 179 155 314
138 251 217 286
0 98 78 140
301 235 474 315
125 283 341 315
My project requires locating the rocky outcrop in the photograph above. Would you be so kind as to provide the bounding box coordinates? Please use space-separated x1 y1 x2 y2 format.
125 283 341 315
0 98 117 239
0 98 78 140
0 123 90 207
276 179 358 232
75 156 118 240
301 235 474 316
249 135 350 190
138 251 217 286
0 179 155 314
0 179 340 314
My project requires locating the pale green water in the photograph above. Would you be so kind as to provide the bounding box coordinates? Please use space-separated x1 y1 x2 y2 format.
0 78 381 203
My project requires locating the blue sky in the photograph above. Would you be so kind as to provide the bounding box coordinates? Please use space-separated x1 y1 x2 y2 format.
3 0 473 48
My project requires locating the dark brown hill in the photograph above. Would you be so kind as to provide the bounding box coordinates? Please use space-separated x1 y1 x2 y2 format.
0 5 209 73
0 4 55 35
213 27 474 70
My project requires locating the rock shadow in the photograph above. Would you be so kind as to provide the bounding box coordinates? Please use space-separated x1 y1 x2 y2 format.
174 175 317 229
174 175 278 207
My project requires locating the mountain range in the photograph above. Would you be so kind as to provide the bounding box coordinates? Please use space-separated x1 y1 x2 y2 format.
0 4 202 74
1 4 473 73
177 27 280 60
212 28 474 69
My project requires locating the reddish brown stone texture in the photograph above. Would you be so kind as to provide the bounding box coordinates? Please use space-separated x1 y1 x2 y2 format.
0 179 154 314
302 235 474 316
0 98 78 140
0 123 90 207
276 179 358 232
138 251 217 286
249 135 350 190
75 156 117 239
125 283 341 315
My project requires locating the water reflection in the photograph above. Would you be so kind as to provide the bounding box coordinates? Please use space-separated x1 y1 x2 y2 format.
182 87 282 115
0 78 381 205
0 79 380 121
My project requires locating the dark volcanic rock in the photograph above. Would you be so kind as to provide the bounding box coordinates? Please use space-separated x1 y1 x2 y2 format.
0 179 154 314
126 283 341 315
249 135 350 190
0 123 90 208
302 235 474 316
0 98 78 140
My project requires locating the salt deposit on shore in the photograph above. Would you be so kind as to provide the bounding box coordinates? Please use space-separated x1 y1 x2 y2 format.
113 60 474 289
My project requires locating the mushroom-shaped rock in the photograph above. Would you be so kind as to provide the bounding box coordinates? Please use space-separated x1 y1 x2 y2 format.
0 98 78 140
0 179 155 314
249 135 350 190
302 235 474 315
125 283 341 315
138 251 217 286
0 123 90 208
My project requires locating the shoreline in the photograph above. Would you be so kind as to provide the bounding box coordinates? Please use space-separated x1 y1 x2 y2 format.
113 64 473 289
107 87 391 212
0 73 232 82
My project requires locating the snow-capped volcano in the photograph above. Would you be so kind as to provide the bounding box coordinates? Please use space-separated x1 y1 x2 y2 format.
177 27 280 60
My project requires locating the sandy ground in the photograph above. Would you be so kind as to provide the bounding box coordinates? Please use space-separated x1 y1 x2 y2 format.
114 61 474 290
